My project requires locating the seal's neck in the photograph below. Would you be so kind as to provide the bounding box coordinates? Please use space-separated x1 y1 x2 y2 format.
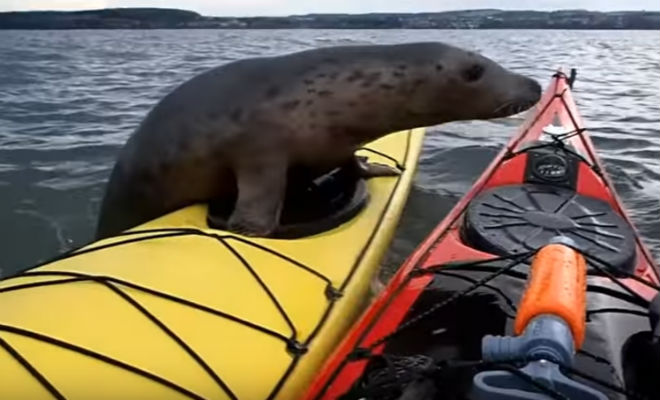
338 101 450 146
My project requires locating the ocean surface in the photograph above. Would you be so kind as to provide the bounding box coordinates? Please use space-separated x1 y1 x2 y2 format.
0 29 658 277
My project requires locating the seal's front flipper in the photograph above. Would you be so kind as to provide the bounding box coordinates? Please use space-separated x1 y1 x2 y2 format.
356 156 401 178
228 159 286 237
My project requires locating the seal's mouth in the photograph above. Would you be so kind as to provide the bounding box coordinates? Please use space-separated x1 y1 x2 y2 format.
492 98 538 118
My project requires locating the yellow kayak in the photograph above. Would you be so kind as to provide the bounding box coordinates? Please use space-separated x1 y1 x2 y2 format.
0 128 424 400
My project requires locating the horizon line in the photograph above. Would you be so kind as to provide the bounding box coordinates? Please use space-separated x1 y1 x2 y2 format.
2 7 659 18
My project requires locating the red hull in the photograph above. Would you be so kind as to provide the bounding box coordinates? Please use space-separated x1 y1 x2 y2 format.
303 72 659 400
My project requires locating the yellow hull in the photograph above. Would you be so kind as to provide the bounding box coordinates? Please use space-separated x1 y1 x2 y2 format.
0 128 425 399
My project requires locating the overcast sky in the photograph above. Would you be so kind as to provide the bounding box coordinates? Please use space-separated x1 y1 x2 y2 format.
1 0 658 16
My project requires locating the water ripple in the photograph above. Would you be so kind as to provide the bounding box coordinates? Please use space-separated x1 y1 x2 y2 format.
0 29 658 275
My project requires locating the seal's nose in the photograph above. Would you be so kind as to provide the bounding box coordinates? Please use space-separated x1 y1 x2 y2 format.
526 79 542 100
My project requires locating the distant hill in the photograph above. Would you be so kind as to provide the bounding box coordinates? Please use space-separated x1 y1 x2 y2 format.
0 8 200 29
1 7 658 29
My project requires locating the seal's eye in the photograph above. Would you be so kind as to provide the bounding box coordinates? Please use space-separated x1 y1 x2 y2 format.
462 64 485 82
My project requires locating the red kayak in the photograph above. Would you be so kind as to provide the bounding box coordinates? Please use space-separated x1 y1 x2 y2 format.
303 71 660 400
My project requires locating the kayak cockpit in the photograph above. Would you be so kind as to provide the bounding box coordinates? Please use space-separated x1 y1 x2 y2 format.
207 158 371 239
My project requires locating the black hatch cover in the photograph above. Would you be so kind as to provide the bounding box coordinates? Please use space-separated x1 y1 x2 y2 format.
462 184 636 273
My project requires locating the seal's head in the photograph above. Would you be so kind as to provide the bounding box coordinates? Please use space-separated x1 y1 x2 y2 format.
393 42 541 124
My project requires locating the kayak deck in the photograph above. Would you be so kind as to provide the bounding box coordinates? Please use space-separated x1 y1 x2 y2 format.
0 128 425 399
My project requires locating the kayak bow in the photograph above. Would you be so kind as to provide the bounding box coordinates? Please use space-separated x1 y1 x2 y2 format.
0 128 425 399
304 70 660 400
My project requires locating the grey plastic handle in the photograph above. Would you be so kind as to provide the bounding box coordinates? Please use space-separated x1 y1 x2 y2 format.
471 361 607 400
482 315 575 366
472 315 606 400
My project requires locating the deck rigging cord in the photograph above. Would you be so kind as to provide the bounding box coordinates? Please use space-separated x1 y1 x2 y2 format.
338 245 655 400
0 227 346 399
0 133 416 400
332 79 659 400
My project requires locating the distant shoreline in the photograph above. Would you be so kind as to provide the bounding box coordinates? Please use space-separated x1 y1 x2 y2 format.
1 8 659 30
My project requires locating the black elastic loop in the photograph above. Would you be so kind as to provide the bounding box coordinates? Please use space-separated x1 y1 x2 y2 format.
426 263 651 309
348 347 373 361
0 324 205 400
223 235 333 286
101 280 238 399
409 267 427 277
357 147 405 171
505 128 593 168
434 270 518 319
286 340 308 356
552 71 568 80
0 277 88 294
584 252 660 292
13 231 196 275
324 285 343 300
110 228 336 286
421 252 531 274
366 251 536 350
504 88 566 156
583 254 652 306
0 337 65 400
11 228 335 290
586 308 648 320
15 271 291 343
216 236 298 340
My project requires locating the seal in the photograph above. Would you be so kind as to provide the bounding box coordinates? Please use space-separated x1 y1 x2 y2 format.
96 42 541 238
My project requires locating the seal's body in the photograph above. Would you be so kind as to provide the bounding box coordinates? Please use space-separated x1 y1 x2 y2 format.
96 43 541 238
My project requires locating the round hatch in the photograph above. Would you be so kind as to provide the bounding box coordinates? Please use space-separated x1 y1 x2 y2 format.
462 184 636 273
207 163 368 239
